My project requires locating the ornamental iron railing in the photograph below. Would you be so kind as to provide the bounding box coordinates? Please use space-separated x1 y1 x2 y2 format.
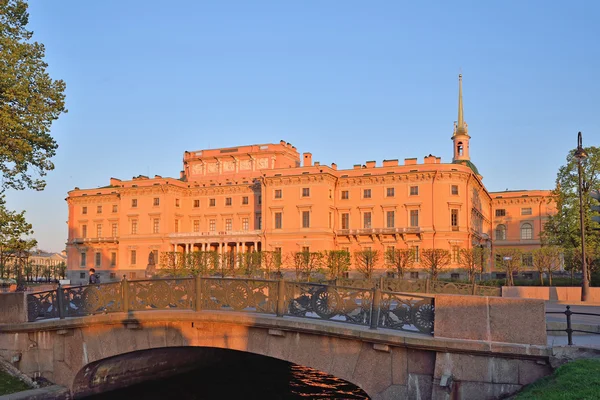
26 277 434 335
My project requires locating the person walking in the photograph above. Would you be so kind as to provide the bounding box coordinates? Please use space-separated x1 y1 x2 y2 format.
89 268 100 284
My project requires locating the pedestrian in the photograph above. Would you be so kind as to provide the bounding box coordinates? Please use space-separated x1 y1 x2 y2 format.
89 268 100 284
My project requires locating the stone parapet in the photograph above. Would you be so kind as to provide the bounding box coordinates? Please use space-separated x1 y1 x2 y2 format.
502 286 600 302
0 293 27 324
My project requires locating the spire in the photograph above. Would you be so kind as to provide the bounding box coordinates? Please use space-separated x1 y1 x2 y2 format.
456 74 466 135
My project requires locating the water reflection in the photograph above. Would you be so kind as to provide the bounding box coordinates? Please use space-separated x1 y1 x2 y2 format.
85 350 369 399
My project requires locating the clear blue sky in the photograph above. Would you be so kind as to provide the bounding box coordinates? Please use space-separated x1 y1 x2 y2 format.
6 0 600 252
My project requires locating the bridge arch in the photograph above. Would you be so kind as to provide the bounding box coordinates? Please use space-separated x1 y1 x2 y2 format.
72 346 369 399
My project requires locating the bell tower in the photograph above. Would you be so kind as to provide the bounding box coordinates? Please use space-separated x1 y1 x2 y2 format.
452 74 470 162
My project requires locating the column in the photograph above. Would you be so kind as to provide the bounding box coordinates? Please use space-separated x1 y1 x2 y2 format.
253 241 258 252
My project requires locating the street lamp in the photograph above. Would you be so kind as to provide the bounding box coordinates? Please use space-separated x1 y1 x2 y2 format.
574 131 589 302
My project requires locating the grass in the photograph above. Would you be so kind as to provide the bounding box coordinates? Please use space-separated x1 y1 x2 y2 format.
516 359 600 399
0 370 30 395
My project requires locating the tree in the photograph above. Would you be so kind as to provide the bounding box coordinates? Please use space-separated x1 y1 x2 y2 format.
185 251 219 276
0 0 67 192
261 251 283 278
236 251 262 277
0 196 35 277
541 146 600 281
323 250 351 279
158 252 189 277
532 247 562 286
420 249 451 281
495 248 523 286
458 247 490 283
354 249 380 279
385 248 414 279
291 251 324 281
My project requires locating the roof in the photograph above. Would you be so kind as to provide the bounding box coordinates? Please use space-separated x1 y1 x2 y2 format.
452 159 480 175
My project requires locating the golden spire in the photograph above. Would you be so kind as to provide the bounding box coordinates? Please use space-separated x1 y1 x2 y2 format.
456 74 466 135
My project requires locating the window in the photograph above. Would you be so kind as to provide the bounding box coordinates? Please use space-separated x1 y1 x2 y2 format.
80 252 87 267
110 273 116 279
521 207 532 215
451 273 460 280
82 224 87 238
175 199 180 207
193 220 200 232
495 209 506 217
80 272 86 279
328 212 332 228
522 253 533 267
275 212 282 229
410 271 419 279
302 211 310 228
386 211 395 228
96 224 102 237
153 218 160 233
209 199 216 207
258 195 262 205
329 189 332 199
242 218 249 231
451 185 459 195
97 205 102 214
410 210 419 227
110 252 116 267
410 186 419 196
341 191 349 200
341 213 350 229
225 197 232 206
111 223 118 237
274 190 282 199
387 187 395 197
521 223 533 240
194 200 200 208
153 198 160 206
225 219 232 231
174 219 179 233
82 206 87 215
131 220 138 234
302 188 310 197
302 246 310 253
451 209 459 231
95 252 101 267
275 247 282 254
131 250 137 265
495 224 506 240
452 246 459 263
257 215 262 229
131 199 138 208
413 246 420 263
363 212 372 229
242 196 249 205
363 189 372 199
129 272 137 280
209 219 216 232
112 205 118 213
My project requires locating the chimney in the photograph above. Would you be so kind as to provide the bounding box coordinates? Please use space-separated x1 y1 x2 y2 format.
303 153 312 167
331 163 337 170
383 159 398 167
353 164 361 170
424 154 436 164
314 161 320 166
280 140 286 146
365 161 376 168
180 171 186 179
109 177 122 186
404 158 417 166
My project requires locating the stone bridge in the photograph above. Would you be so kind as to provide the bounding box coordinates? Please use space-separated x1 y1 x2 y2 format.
0 278 553 399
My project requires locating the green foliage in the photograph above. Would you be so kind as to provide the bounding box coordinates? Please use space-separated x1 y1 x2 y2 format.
0 0 67 192
353 249 380 279
323 250 351 279
532 247 562 285
291 251 324 281
516 359 600 399
158 251 190 278
0 370 30 395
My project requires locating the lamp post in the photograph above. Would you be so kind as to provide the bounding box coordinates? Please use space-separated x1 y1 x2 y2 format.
574 131 589 302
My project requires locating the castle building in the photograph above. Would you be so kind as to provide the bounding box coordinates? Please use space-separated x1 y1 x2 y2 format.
65 76 555 283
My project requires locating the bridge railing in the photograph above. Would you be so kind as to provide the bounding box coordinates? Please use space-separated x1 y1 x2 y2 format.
26 277 434 335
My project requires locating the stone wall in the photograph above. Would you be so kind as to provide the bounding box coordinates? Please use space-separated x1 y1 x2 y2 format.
502 286 600 302
0 293 27 324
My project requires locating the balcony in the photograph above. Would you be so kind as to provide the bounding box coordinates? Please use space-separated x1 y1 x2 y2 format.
168 230 262 239
335 227 421 237
71 237 119 244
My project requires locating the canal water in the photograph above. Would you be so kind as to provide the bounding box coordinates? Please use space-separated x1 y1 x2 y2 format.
86 350 370 399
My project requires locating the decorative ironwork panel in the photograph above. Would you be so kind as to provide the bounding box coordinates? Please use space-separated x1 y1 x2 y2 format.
200 278 277 314
27 290 58 321
382 279 426 293
64 283 123 317
285 283 372 326
429 281 472 295
128 279 194 311
378 292 434 334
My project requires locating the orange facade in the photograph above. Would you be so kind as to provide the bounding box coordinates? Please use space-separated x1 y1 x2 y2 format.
65 77 555 283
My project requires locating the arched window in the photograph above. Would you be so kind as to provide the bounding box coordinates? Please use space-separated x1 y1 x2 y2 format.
495 224 506 240
457 142 464 156
521 223 533 240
